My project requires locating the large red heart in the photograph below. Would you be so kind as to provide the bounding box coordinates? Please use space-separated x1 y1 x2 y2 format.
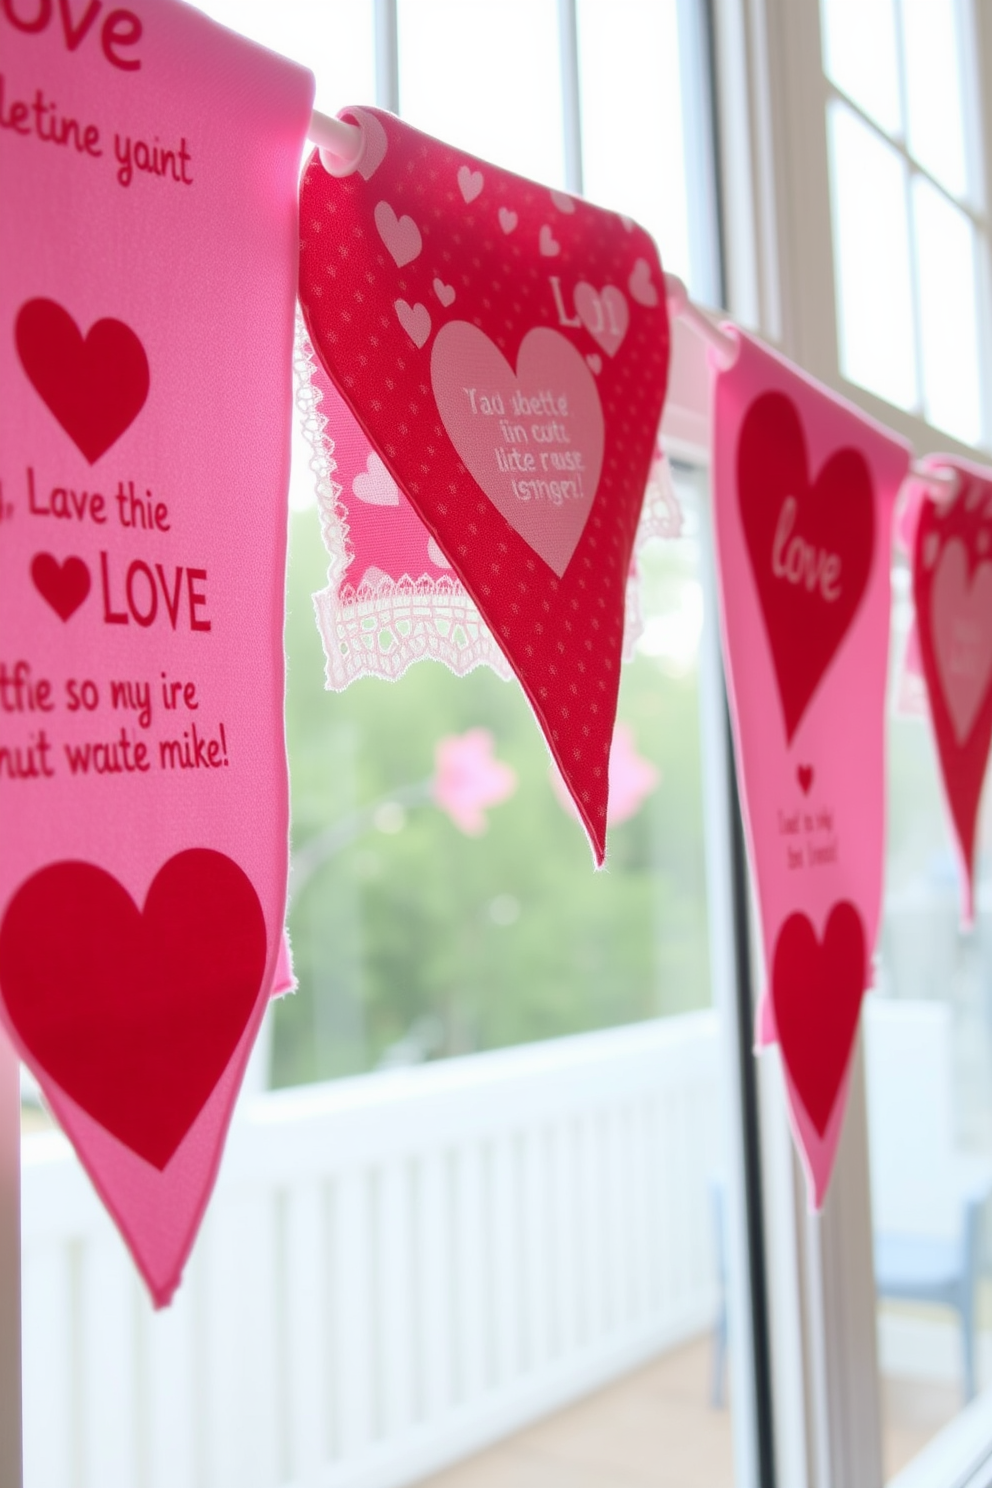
772 901 866 1136
30 551 90 620
738 392 874 741
0 850 266 1169
15 298 150 464
914 471 992 909
298 111 670 862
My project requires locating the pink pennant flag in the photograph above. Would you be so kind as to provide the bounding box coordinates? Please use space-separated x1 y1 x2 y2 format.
911 458 992 928
0 1 313 1303
711 331 910 1205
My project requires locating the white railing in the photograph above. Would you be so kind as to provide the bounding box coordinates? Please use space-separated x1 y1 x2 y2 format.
21 1011 723 1488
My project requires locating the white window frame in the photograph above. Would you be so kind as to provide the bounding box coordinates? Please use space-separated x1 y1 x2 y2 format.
3 4 992 1487
704 1 992 1484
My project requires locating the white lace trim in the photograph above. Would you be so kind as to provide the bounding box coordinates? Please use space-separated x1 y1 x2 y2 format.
296 323 511 689
295 320 680 688
623 444 683 661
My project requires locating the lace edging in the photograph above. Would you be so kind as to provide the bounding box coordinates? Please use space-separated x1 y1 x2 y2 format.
295 321 512 690
295 328 683 684
623 444 684 661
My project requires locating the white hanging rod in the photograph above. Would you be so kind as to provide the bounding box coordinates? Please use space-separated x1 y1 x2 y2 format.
309 109 364 175
663 274 959 496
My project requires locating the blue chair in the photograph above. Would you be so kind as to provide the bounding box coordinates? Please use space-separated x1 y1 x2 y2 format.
865 998 992 1402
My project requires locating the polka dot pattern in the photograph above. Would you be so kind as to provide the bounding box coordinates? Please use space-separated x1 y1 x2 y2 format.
299 111 670 864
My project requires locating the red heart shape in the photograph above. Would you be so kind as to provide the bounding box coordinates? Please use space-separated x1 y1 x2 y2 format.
0 850 266 1169
30 551 90 621
16 298 150 464
738 392 874 741
797 764 814 795
914 477 992 902
772 901 866 1136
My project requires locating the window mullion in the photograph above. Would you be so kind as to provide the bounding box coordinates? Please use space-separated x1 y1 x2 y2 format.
557 0 583 196
0 1033 22 1488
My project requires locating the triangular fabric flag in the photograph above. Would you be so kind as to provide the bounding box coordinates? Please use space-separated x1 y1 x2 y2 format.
298 107 671 863
911 458 992 927
711 329 910 1204
0 1 313 1304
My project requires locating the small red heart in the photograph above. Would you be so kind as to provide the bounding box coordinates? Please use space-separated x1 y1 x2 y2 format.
16 298 150 464
30 552 90 621
797 764 814 794
772 901 865 1136
0 850 266 1169
739 392 874 741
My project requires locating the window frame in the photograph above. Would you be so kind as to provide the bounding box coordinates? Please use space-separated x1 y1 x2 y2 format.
707 0 992 1482
4 4 992 1486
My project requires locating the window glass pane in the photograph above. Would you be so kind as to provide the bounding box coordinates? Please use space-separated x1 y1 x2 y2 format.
195 0 376 117
827 100 918 411
278 509 711 1081
874 571 992 1467
576 0 692 287
900 0 970 201
820 0 902 137
913 177 983 446
396 0 566 186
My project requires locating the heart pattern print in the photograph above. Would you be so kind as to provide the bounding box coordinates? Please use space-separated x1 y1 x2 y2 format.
0 1 314 1304
712 330 910 1204
912 460 992 926
299 109 670 862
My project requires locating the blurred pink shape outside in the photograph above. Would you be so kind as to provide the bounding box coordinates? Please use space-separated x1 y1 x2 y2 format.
432 728 518 835
551 722 660 826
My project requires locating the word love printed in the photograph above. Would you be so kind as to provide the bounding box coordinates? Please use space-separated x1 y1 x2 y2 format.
713 334 909 1204
300 107 670 862
0 2 312 1304
771 496 842 603
913 462 992 924
739 392 873 743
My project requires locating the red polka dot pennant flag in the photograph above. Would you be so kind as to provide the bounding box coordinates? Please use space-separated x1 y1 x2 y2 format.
298 109 671 863
909 458 992 928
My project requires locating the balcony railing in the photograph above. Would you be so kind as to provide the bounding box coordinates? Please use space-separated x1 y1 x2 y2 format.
21 1011 723 1488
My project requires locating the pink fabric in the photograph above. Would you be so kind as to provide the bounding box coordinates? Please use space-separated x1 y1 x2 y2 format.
302 349 513 686
0 1 313 1304
712 331 910 1207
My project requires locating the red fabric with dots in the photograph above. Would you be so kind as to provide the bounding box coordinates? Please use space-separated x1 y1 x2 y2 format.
298 110 670 863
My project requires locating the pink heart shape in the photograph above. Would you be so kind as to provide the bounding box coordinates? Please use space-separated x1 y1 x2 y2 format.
574 283 629 357
458 165 484 202
550 189 576 214
498 207 518 234
539 225 560 257
931 537 992 744
433 278 456 307
628 257 659 307
430 322 604 577
394 299 431 348
374 201 422 267
352 451 399 505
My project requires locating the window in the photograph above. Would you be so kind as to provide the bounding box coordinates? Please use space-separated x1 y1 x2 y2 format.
822 0 988 446
9 4 992 1488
